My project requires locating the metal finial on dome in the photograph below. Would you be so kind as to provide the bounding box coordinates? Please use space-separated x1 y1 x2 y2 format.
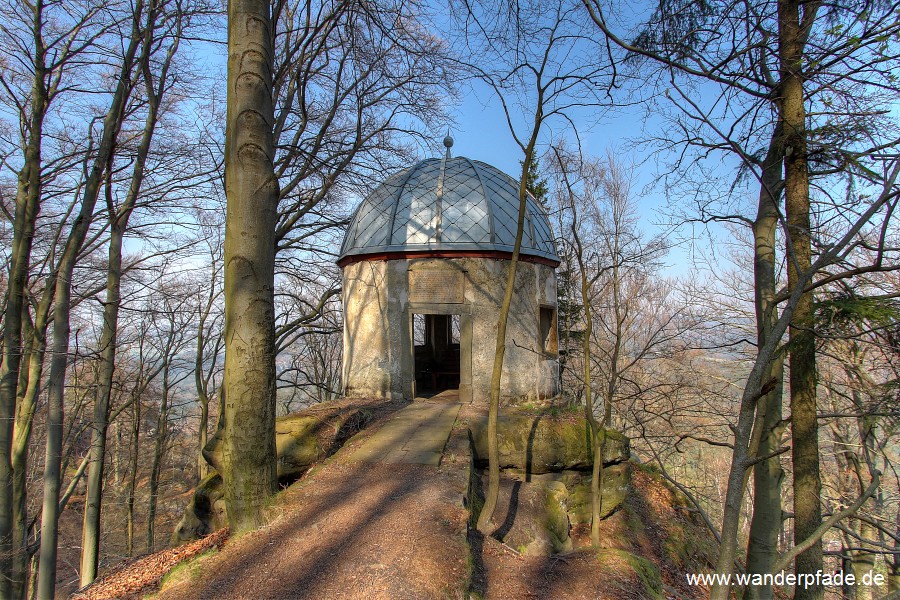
443 133 454 158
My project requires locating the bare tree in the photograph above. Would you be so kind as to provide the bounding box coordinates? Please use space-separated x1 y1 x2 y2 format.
580 0 900 595
0 1 112 592
146 284 193 551
80 0 192 583
193 213 224 480
453 0 613 533
37 0 151 591
550 149 681 543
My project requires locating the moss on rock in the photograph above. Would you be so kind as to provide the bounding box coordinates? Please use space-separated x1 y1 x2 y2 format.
204 414 331 481
469 413 628 474
176 407 373 543
596 549 664 600
566 464 631 525
172 473 226 544
544 481 572 554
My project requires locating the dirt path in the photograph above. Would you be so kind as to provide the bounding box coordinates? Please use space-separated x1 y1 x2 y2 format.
152 400 471 599
349 400 461 465
154 459 470 599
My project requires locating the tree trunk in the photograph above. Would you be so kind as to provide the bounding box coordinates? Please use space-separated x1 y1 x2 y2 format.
11 316 49 599
595 210 625 544
890 508 900 593
779 1 822 597
198 396 210 481
745 124 786 600
567 191 601 543
889 561 900 594
125 383 141 558
0 0 47 590
842 549 854 599
1 136 36 591
476 137 538 533
195 262 220 482
79 0 172 578
37 268 78 600
221 0 280 535
146 368 170 552
37 7 143 595
849 521 875 600
709 282 806 599
38 168 129 597
80 225 125 580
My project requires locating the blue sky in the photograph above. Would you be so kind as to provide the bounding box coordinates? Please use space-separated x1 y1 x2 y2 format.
177 6 737 280
447 79 722 279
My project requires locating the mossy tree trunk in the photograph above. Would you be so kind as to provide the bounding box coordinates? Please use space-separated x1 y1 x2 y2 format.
568 190 603 544
553 150 603 545
221 0 279 535
779 1 823 597
0 0 48 593
10 292 49 599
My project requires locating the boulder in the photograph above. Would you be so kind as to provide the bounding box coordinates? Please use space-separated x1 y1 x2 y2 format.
172 473 226 543
470 413 628 474
203 412 358 481
482 478 573 556
175 407 372 544
566 463 631 524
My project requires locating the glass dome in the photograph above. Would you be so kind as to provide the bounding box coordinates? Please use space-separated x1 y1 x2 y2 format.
338 156 559 265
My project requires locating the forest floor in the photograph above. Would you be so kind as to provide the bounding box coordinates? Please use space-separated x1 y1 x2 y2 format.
72 395 718 599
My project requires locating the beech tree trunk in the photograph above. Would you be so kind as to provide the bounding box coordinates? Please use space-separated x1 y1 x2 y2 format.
850 520 875 600
38 4 144 593
779 1 823 597
221 0 279 535
565 187 600 543
82 0 170 573
745 124 786 600
0 1 47 592
147 364 171 552
126 387 141 557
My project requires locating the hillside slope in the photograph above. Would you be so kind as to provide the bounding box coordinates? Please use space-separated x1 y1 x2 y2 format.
74 398 718 599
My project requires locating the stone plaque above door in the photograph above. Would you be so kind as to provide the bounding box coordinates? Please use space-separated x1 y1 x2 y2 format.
409 269 465 304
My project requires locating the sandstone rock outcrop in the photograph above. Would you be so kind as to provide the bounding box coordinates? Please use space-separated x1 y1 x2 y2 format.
173 407 373 543
469 413 629 474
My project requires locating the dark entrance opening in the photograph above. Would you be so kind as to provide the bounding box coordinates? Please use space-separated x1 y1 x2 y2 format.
413 313 461 395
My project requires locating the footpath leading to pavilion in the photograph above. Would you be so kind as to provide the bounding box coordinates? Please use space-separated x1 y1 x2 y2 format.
348 396 461 465
146 396 473 600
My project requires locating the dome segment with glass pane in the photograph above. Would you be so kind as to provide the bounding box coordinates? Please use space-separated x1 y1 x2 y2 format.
338 156 559 266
